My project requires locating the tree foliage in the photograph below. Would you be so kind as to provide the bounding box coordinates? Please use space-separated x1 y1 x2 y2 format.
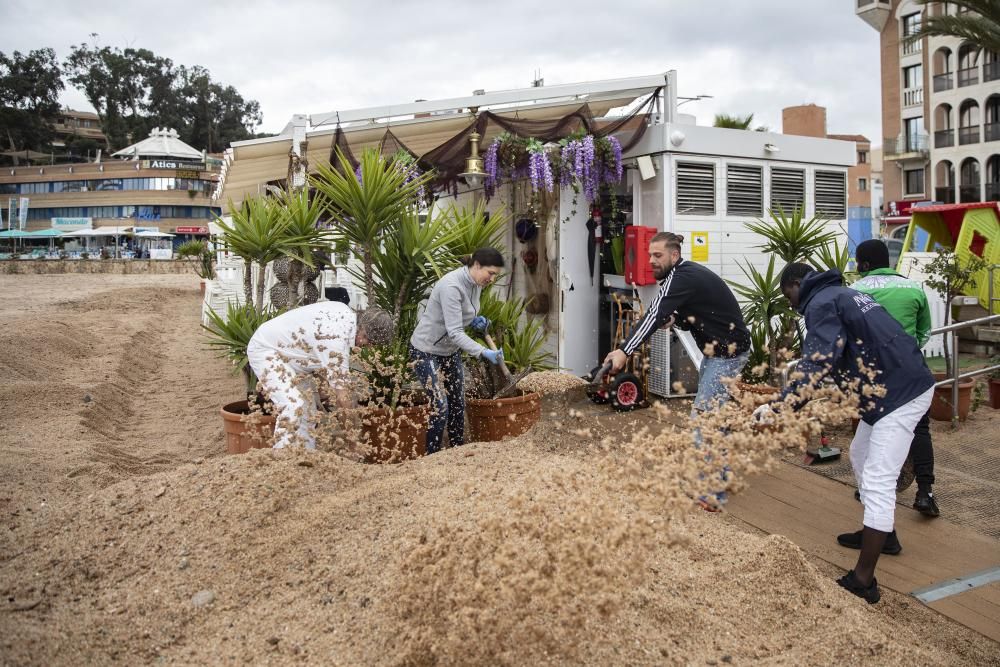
906 1 1000 53
713 113 768 132
0 48 64 158
62 35 262 152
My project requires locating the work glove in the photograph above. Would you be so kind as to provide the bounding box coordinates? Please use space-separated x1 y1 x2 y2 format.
481 348 504 366
751 404 777 425
470 315 490 333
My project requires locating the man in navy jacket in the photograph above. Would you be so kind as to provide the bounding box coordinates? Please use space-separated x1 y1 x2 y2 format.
755 263 934 604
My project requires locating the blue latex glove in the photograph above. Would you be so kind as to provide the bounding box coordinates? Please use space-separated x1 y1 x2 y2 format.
481 348 504 366
470 315 490 333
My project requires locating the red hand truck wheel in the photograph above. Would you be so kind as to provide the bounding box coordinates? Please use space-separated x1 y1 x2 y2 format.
611 373 643 411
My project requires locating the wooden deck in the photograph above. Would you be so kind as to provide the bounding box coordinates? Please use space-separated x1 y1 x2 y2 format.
726 462 1000 642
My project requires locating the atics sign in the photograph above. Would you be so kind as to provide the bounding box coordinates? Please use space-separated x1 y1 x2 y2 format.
144 160 206 171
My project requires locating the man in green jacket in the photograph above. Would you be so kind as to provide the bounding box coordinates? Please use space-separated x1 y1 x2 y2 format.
853 239 940 517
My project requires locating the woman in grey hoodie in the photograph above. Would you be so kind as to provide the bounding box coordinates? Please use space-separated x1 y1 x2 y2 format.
410 248 505 453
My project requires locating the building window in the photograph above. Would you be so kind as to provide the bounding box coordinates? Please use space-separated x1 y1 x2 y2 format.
858 150 868 164
904 168 925 196
903 64 923 89
676 162 715 215
815 171 847 219
725 164 763 217
901 12 921 38
904 116 925 151
859 177 868 191
770 167 806 214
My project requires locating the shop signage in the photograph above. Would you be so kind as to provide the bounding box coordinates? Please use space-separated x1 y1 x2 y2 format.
175 226 209 234
145 160 206 171
691 231 709 262
175 169 200 179
52 217 93 231
133 226 159 233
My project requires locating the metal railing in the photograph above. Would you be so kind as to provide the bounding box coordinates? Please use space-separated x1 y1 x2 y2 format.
934 128 955 148
958 67 979 87
933 73 954 91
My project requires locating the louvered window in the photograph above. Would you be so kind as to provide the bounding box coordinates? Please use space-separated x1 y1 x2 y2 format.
770 168 806 214
676 162 715 215
726 164 763 216
815 171 847 219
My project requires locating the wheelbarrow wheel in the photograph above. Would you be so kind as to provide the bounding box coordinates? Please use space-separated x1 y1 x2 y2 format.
586 365 611 404
611 373 643 411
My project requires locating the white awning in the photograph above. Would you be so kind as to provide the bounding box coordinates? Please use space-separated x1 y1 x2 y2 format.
134 231 175 238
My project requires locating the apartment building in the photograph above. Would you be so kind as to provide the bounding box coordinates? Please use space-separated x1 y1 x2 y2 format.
857 0 1000 230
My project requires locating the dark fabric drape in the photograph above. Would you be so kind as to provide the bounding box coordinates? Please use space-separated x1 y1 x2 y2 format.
378 128 417 160
418 88 661 187
327 126 359 172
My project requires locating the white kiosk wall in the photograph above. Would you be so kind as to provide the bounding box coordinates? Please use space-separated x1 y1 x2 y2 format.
557 187 601 377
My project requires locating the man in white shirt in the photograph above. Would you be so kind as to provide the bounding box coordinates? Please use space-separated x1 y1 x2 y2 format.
247 302 394 449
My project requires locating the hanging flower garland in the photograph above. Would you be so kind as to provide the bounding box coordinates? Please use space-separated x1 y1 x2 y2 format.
483 131 623 203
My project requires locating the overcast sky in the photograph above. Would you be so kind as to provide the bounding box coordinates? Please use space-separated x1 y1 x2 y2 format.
1 0 883 143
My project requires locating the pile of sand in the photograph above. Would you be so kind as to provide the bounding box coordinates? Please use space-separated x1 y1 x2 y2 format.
1 275 996 665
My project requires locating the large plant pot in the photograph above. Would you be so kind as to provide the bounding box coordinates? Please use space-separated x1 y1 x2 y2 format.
466 391 542 442
929 372 975 421
733 381 779 407
221 400 276 454
988 379 1000 410
360 402 430 464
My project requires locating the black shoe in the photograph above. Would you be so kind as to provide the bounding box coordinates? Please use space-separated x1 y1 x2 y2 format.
837 570 881 604
913 489 940 517
836 529 902 555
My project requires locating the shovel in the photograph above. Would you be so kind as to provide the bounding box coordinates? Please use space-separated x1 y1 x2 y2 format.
483 333 527 399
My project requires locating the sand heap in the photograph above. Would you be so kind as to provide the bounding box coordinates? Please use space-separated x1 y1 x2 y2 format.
0 392 980 666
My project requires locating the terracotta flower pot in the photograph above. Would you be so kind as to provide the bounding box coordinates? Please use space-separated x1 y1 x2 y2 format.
199 280 206 296
466 391 542 442
929 372 975 422
221 400 276 454
989 379 1000 410
360 402 430 464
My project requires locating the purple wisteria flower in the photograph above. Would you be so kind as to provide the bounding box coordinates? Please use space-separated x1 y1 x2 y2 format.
484 139 500 198
608 136 623 180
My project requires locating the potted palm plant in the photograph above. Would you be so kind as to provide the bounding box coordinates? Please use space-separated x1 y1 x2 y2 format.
203 302 281 454
176 239 216 294
311 148 441 461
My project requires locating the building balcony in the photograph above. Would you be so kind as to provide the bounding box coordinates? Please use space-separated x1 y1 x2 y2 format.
986 62 1000 83
935 187 956 204
986 123 1000 142
959 126 981 145
932 73 954 92
960 184 981 203
901 38 922 56
903 87 924 108
934 129 955 148
884 133 929 158
958 67 979 87
856 0 891 31
987 182 1000 201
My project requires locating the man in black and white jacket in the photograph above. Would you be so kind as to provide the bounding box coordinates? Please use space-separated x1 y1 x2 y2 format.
604 231 751 414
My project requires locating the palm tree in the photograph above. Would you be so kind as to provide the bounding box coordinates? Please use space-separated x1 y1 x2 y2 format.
904 1 1000 53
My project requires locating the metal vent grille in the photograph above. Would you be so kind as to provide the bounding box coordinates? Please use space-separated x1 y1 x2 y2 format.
726 164 763 216
815 170 847 219
676 162 715 215
648 329 671 396
770 167 805 213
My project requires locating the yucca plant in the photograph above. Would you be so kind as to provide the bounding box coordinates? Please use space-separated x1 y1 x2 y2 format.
745 206 838 264
469 289 555 396
176 239 215 280
202 301 282 395
811 237 858 284
272 188 335 308
726 255 797 383
311 147 435 304
440 199 509 261
214 196 292 311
